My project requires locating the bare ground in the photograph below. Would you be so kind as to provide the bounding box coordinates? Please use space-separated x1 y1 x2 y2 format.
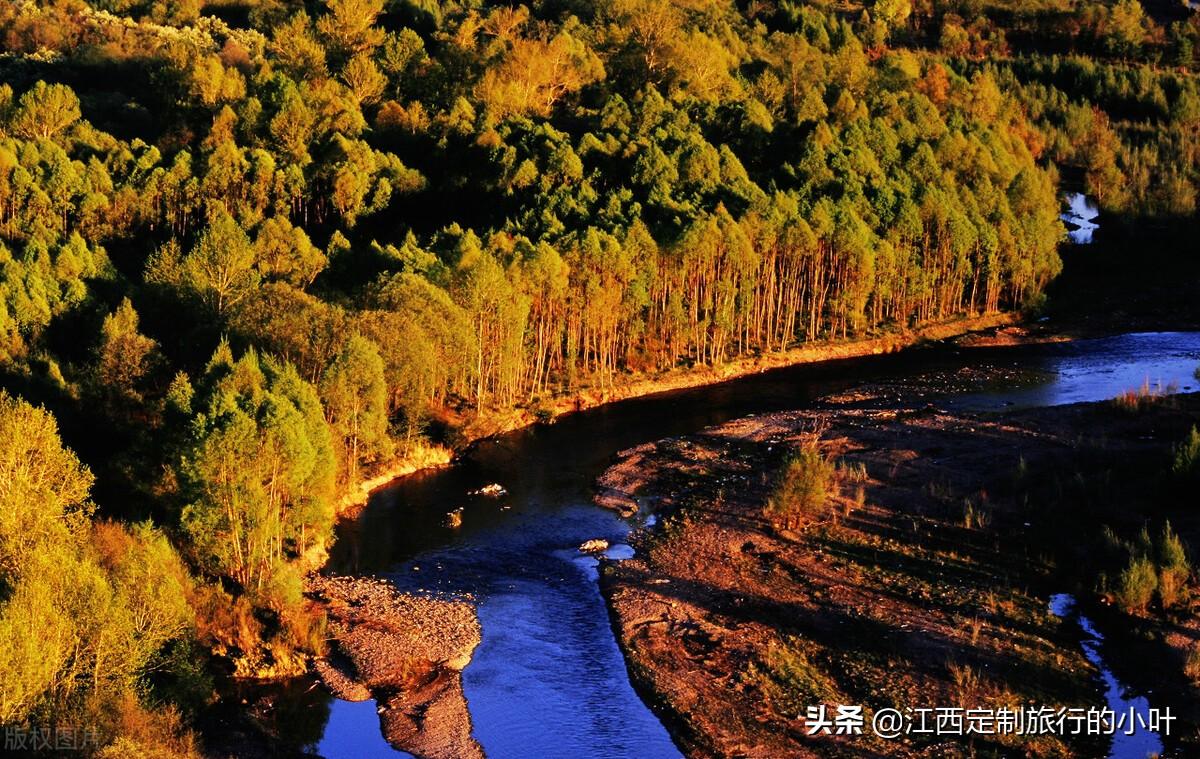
305 575 483 759
597 390 1200 758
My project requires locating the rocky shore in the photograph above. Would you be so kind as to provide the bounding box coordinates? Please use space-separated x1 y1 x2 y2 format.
306 575 483 758
595 390 1200 757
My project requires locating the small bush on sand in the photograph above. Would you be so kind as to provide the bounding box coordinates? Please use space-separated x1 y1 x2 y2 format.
753 637 836 719
1105 522 1191 614
1116 555 1158 614
765 443 834 529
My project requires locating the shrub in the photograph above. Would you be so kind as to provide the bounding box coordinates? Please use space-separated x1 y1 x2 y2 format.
1116 555 1158 614
837 461 868 484
1186 644 1200 685
962 498 991 530
765 443 834 529
1156 522 1191 610
93 693 201 759
1172 426 1200 480
1111 380 1175 413
1158 521 1190 569
1100 524 1131 559
948 662 985 708
1160 567 1188 611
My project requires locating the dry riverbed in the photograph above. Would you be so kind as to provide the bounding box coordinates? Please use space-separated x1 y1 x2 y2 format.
305 575 483 759
597 387 1200 757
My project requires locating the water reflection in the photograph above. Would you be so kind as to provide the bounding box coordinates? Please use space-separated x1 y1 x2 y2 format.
948 332 1200 411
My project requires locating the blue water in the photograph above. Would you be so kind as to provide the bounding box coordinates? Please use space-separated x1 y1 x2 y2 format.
1049 594 1165 759
950 332 1200 411
375 505 680 758
318 699 412 758
1062 193 1101 245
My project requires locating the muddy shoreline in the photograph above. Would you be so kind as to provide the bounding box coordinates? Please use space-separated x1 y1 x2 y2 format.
595 387 1200 757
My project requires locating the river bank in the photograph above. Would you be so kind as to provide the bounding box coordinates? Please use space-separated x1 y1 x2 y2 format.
336 442 454 518
334 303 1195 521
270 313 1028 757
454 312 1022 440
255 330 1200 758
334 312 1022 518
306 575 483 758
337 215 1200 518
596 386 1200 757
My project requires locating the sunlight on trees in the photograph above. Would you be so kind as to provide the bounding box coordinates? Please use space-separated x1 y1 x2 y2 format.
320 334 391 483
11 82 81 141
0 394 194 753
179 345 336 600
95 297 159 403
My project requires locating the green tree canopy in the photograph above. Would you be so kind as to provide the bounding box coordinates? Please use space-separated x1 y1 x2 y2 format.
179 345 336 600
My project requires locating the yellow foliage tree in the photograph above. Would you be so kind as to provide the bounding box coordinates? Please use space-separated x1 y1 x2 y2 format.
477 31 605 119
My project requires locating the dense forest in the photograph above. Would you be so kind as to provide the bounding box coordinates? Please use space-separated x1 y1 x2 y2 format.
0 0 1198 752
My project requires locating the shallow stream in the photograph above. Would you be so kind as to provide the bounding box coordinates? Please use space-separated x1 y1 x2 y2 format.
1049 594 1165 759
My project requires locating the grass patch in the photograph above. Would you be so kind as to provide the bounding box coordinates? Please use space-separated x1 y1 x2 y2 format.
1111 379 1177 413
749 637 838 719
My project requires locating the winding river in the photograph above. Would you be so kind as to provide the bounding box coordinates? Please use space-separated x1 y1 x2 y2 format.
284 331 1200 758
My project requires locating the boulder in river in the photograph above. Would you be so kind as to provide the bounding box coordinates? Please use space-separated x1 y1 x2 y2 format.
470 483 507 497
579 538 609 554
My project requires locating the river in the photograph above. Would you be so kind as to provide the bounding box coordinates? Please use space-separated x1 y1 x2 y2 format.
286 331 1200 758
1049 594 1165 759
1062 192 1101 245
